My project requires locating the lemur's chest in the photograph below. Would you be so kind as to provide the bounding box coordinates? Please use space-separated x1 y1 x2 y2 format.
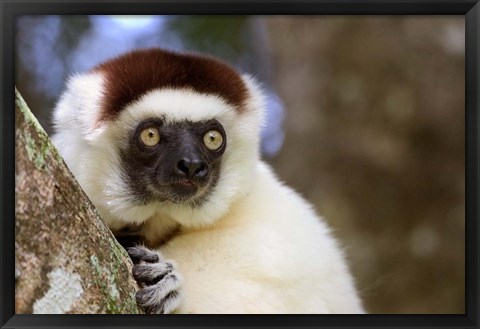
160 223 268 277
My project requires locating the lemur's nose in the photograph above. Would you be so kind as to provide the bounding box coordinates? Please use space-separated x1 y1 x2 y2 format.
175 158 209 179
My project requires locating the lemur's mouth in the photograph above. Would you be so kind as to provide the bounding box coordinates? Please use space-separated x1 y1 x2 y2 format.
173 180 197 194
176 179 195 187
145 177 212 205
167 179 206 203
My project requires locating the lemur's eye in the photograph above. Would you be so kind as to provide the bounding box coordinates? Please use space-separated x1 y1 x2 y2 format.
140 127 160 146
203 130 224 150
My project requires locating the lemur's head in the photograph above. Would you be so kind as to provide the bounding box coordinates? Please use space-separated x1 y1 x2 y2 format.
52 48 265 230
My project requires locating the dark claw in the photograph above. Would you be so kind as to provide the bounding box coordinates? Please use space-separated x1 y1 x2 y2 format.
127 246 182 314
132 262 173 286
135 273 181 314
127 246 160 264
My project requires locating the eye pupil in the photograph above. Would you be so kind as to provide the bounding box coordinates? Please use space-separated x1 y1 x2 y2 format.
140 127 160 146
203 130 223 151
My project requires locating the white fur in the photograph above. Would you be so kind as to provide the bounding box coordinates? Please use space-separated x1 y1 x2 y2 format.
52 70 364 313
163 162 364 313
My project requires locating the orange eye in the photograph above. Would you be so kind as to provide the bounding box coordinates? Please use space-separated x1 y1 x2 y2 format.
140 127 160 146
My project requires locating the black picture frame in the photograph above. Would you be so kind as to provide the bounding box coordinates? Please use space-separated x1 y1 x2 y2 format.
1 1 479 328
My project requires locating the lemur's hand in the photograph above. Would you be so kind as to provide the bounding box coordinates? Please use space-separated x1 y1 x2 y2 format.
127 246 182 314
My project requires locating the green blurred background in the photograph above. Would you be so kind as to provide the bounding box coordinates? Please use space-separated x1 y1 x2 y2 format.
16 15 465 314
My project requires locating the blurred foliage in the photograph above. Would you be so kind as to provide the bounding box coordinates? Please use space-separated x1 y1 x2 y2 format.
167 16 249 60
59 16 92 50
266 16 464 313
167 16 273 86
16 16 92 130
15 15 465 314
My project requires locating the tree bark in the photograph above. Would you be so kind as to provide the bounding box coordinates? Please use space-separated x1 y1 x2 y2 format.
14 89 142 314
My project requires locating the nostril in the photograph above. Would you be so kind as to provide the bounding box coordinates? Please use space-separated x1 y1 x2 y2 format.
176 160 190 177
175 159 208 179
194 164 209 178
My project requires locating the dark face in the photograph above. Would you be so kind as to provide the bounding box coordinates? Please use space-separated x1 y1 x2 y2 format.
121 118 227 207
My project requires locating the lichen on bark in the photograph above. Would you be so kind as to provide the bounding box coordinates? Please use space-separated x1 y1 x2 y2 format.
14 88 142 314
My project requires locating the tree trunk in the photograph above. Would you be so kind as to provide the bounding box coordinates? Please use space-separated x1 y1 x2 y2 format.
14 89 142 314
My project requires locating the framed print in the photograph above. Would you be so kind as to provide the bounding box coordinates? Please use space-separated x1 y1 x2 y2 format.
1 1 479 328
